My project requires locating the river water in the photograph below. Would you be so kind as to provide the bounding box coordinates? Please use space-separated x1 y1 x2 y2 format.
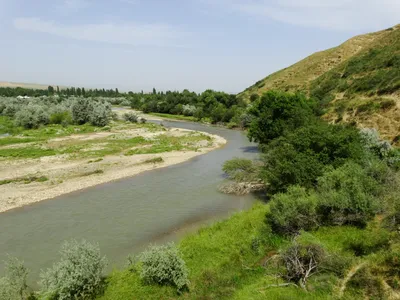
0 120 258 283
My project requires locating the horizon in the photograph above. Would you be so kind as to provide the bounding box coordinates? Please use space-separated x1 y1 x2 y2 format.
1 0 399 93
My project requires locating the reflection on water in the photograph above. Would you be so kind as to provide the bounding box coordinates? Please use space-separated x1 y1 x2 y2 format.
0 120 258 283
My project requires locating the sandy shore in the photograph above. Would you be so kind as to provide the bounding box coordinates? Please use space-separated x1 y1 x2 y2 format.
0 127 226 213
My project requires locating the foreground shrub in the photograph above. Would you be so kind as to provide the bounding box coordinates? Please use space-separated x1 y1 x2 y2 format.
14 105 50 129
123 112 139 123
39 240 107 300
90 102 111 127
281 242 325 289
0 257 30 300
139 243 189 291
71 98 93 125
266 186 319 235
317 162 381 227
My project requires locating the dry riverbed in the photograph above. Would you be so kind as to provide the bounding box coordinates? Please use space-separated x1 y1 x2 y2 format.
0 121 226 213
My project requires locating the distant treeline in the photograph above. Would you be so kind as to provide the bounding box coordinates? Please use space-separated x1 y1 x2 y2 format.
0 86 124 97
127 89 247 125
1 86 251 127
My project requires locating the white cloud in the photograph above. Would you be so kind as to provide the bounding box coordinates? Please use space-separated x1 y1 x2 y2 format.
203 0 400 31
13 17 189 47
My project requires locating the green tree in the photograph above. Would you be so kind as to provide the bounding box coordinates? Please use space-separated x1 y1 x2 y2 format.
47 85 54 95
247 91 316 145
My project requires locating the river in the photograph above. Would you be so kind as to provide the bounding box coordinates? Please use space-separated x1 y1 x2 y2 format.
0 120 258 283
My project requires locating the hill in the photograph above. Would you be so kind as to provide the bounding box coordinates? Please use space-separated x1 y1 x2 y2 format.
0 81 63 90
240 24 400 143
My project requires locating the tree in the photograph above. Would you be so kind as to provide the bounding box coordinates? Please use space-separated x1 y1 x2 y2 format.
56 86 60 94
247 91 316 145
261 121 365 193
47 85 54 95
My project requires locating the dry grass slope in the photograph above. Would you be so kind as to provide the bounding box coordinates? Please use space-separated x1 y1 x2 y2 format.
240 24 400 143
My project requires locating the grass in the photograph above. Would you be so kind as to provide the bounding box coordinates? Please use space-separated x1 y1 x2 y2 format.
142 157 164 164
124 133 211 155
98 198 399 299
148 112 197 122
80 169 104 177
0 175 48 185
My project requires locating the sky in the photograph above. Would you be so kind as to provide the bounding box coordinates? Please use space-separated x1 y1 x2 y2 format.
0 0 399 93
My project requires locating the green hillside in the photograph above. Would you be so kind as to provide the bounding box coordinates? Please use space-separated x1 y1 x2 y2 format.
240 24 400 143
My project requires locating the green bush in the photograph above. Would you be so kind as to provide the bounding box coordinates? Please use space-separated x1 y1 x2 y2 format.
71 98 92 124
266 186 319 235
90 103 111 127
0 257 30 300
344 228 390 256
222 158 260 182
139 243 189 291
39 240 107 300
14 105 50 129
261 122 365 193
247 91 317 144
316 162 381 227
49 111 72 125
123 112 139 123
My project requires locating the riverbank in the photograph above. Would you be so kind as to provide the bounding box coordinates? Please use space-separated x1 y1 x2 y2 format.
0 122 226 213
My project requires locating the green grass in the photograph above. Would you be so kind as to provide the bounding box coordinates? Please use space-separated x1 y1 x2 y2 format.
148 113 197 122
125 133 211 155
142 157 164 164
0 175 48 185
98 199 398 299
0 147 57 159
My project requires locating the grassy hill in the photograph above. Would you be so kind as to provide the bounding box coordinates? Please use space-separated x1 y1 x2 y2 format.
240 24 400 143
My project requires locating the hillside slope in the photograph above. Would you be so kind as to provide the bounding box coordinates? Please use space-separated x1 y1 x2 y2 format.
240 24 400 143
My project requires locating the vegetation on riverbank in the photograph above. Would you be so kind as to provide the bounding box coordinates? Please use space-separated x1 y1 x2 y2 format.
2 90 400 299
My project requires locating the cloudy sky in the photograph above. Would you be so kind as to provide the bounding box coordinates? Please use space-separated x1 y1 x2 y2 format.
0 0 399 93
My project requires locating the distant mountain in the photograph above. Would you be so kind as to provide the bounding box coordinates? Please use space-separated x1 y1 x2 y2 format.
240 24 400 143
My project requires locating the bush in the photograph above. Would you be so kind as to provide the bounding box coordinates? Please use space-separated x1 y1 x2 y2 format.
71 98 93 125
281 242 325 288
14 105 50 129
360 128 393 159
123 112 139 123
0 257 30 300
39 240 107 300
90 103 111 127
49 111 72 125
222 158 260 182
182 104 197 116
316 162 381 227
261 122 365 193
139 243 189 291
344 228 390 256
266 186 319 235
